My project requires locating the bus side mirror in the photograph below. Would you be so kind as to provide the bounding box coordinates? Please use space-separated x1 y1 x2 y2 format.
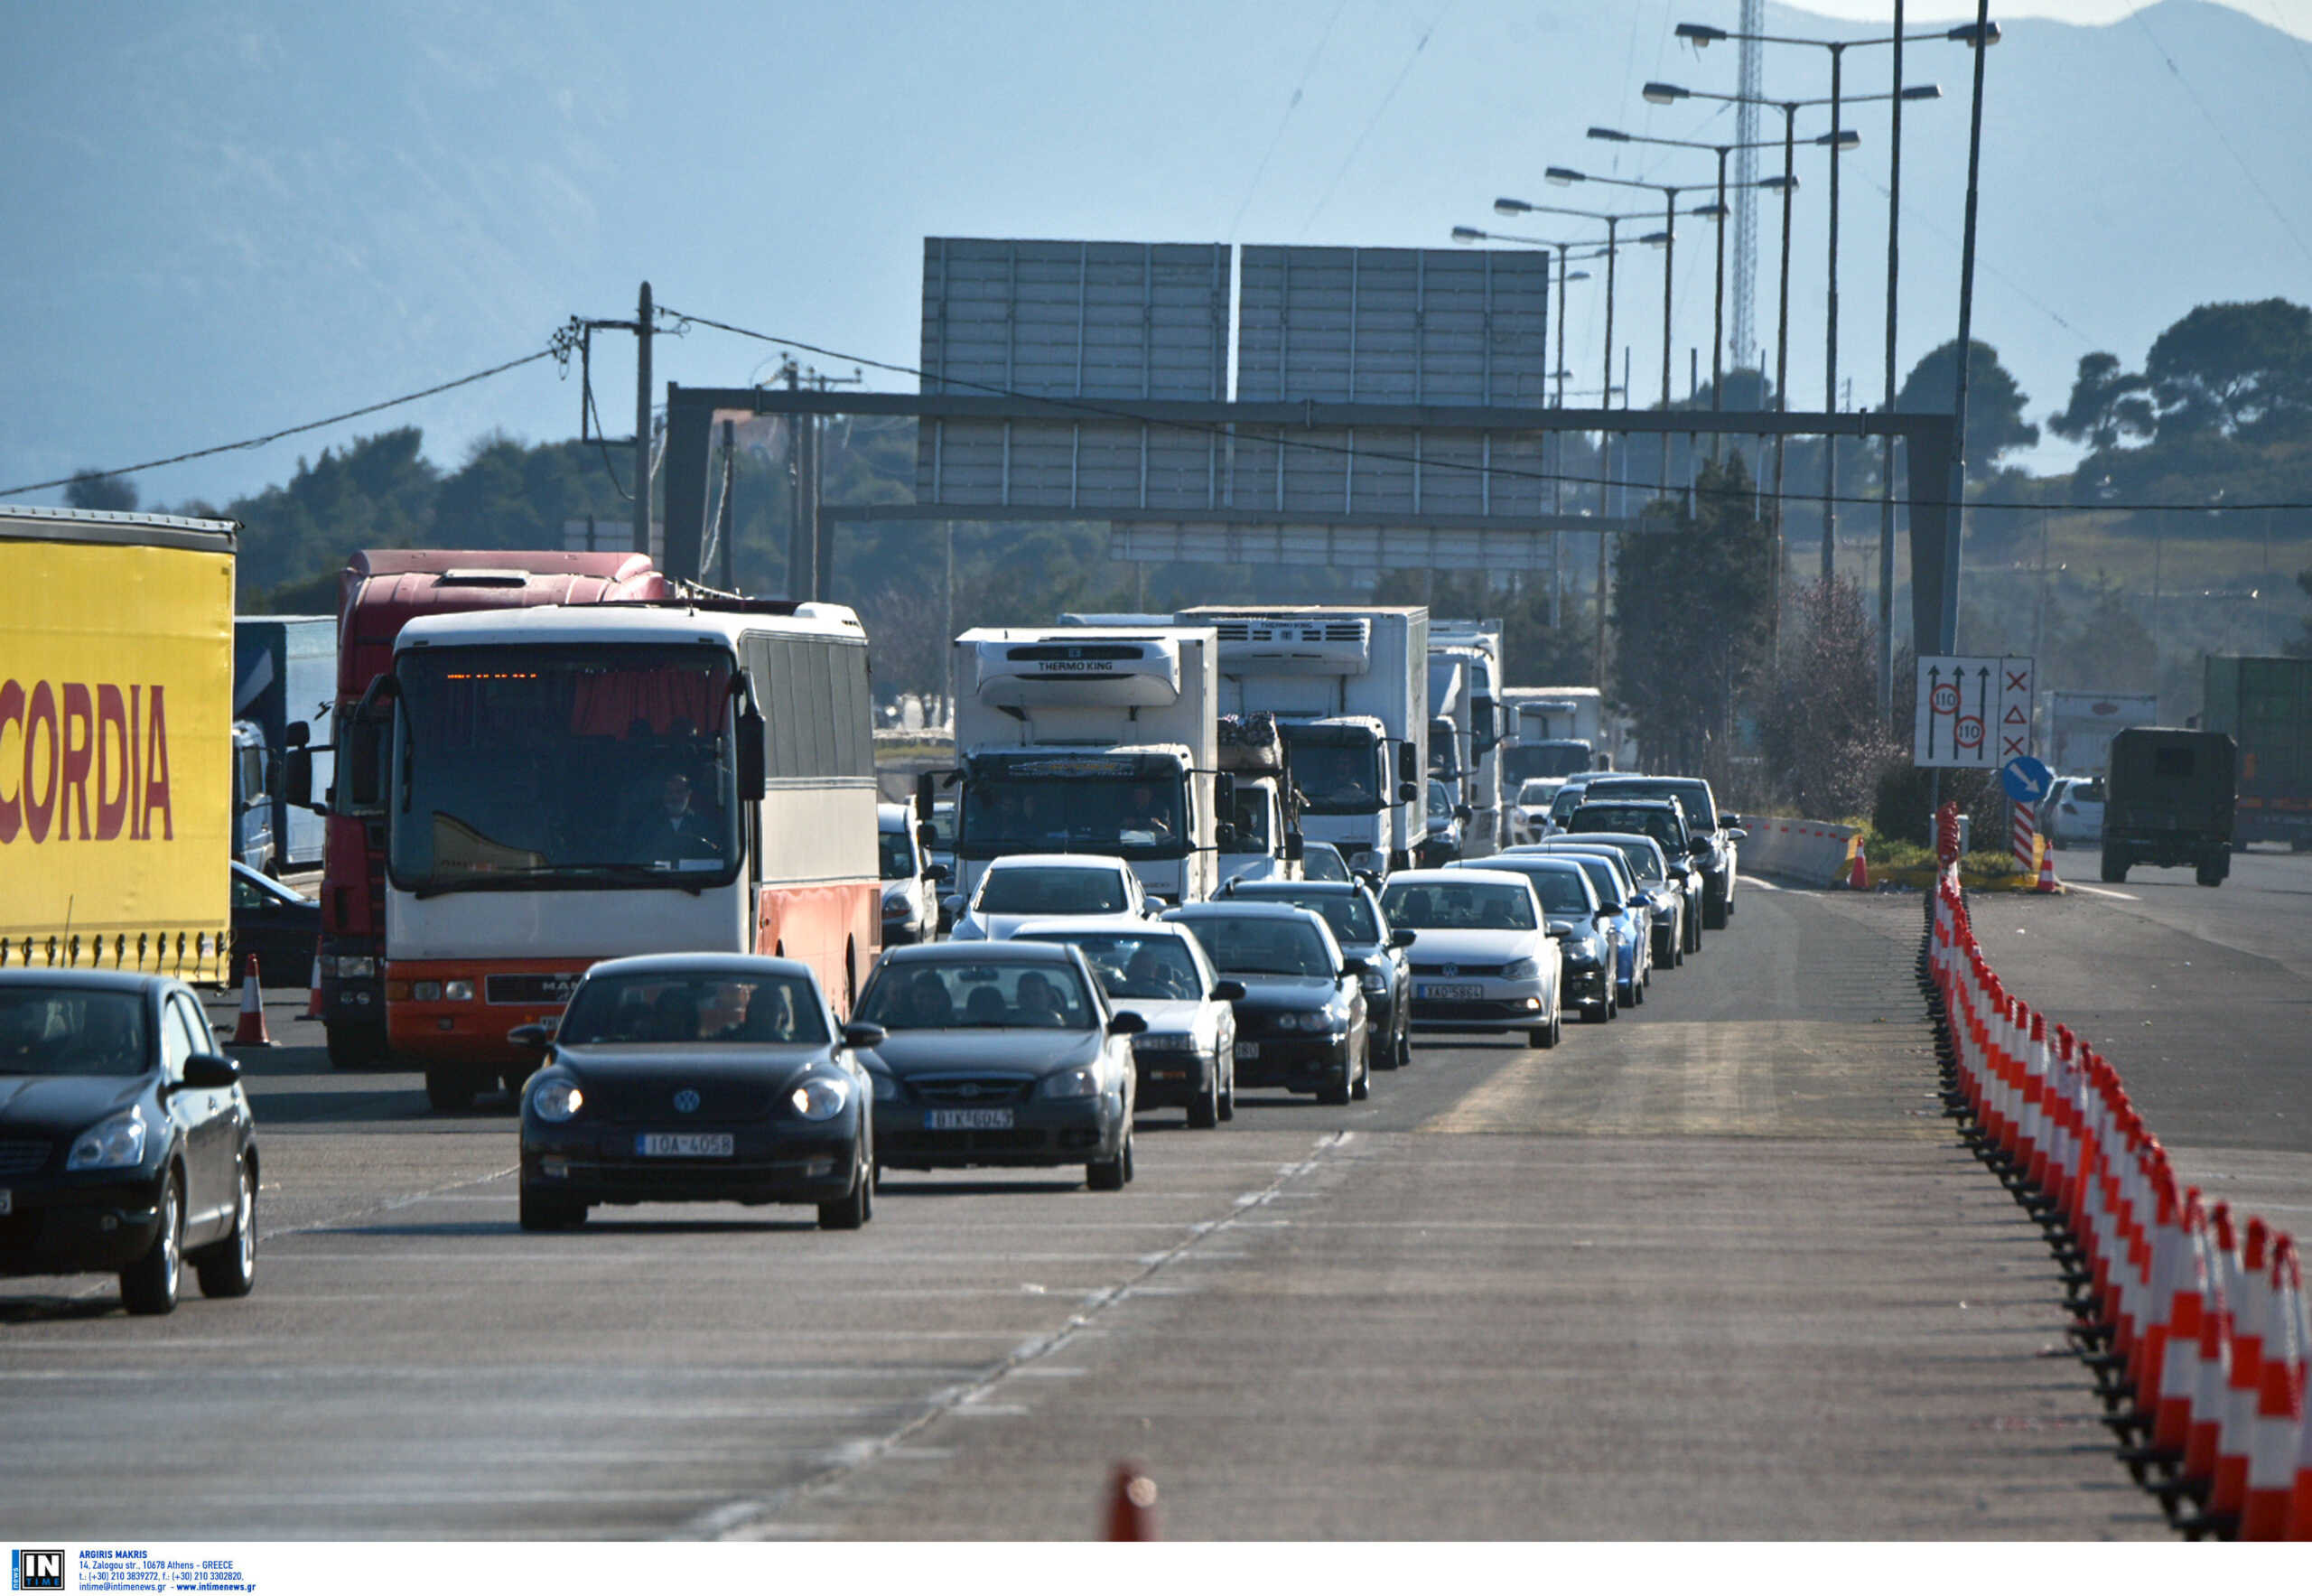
285 747 316 812
1282 830 1305 863
736 704 769 797
1398 782 1419 804
284 720 311 749
1397 742 1420 783
1214 770 1236 812
1215 823 1241 852
340 718 388 816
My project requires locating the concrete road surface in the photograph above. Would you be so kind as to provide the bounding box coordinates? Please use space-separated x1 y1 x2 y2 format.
0 884 2171 1539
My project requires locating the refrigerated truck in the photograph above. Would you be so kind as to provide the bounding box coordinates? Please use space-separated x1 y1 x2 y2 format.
2046 691 2158 780
1499 686 1617 785
1179 606 1429 874
349 601 880 1110
290 550 674 1069
1431 621 1504 855
946 627 1220 907
233 614 337 872
1 505 238 983
2202 656 2312 849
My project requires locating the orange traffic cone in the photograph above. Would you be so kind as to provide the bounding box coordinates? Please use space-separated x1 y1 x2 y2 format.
2035 838 2061 894
1848 836 1870 891
1103 1461 1159 1540
299 947 325 1022
229 954 274 1048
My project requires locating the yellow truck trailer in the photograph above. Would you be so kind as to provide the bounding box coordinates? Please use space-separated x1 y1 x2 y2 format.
0 505 239 982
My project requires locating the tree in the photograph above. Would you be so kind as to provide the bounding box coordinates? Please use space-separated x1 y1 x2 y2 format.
64 471 137 513
2144 298 2312 439
2047 351 2155 453
1757 577 1902 820
1897 338 2039 471
1608 453 1775 776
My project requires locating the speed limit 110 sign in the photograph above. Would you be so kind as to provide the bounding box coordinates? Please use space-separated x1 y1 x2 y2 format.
1914 655 2034 770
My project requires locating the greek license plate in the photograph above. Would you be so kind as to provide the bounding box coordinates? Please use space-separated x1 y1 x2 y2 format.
634 1133 733 1158
928 1108 1013 1131
1419 983 1483 1001
1233 1041 1261 1060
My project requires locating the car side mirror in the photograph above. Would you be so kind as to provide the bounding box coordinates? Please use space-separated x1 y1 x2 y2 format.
1210 979 1246 1002
1721 813 1742 829
923 863 950 884
507 1022 555 1051
1454 804 1473 824
1390 928 1416 948
1690 837 1711 854
1594 909 1616 925
180 1052 242 1089
842 1022 887 1050
1340 957 1369 977
1726 827 1748 842
1107 1010 1148 1036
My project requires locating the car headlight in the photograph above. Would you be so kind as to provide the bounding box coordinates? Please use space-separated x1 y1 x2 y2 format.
1041 1066 1100 1099
529 1079 584 1122
1358 967 1387 993
871 1070 900 1102
443 979 475 1003
788 1076 850 1120
1500 957 1539 982
67 1107 147 1171
1565 936 1603 966
1134 1032 1198 1052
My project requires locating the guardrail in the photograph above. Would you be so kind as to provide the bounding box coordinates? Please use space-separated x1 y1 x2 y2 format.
1926 802 2309 1540
1732 816 1859 887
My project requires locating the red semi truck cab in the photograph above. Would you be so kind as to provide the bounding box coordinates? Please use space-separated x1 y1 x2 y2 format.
309 551 670 1069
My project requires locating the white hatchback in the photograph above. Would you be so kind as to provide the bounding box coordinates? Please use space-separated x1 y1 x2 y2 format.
1376 868 1564 1050
950 854 1149 942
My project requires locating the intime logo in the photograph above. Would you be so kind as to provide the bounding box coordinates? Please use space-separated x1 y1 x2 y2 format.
0 679 176 845
11 1548 65 1591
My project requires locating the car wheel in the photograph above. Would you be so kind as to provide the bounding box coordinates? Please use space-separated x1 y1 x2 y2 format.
2195 855 2226 888
194 1159 257 1299
1087 1145 1127 1191
1702 896 1728 931
1318 1061 1351 1106
1350 1046 1370 1101
121 1171 183 1316
1393 1022 1412 1069
425 1069 476 1113
1122 1130 1136 1183
818 1162 871 1229
1188 1069 1220 1130
518 1185 587 1231
2100 849 2128 884
1217 1052 1236 1122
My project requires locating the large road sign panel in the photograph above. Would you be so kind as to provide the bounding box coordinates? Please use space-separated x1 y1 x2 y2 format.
1916 655 2033 770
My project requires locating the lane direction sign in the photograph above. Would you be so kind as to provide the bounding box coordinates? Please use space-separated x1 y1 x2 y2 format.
1916 655 2034 770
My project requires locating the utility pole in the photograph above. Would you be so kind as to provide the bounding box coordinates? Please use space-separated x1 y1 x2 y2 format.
634 281 653 559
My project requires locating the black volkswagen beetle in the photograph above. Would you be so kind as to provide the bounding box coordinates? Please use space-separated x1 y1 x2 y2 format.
852 941 1143 1190
1162 902 1370 1106
1214 878 1415 1070
0 970 257 1314
511 954 876 1232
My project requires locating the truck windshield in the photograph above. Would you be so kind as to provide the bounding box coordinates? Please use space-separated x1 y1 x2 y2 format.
1503 742 1593 783
959 775 1187 859
1284 729 1386 816
1226 786 1274 852
1428 719 1461 779
388 644 738 894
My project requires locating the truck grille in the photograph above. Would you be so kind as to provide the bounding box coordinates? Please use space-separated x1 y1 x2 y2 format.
486 973 583 1005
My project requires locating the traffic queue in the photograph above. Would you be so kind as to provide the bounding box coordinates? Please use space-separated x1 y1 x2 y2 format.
0 526 1748 1309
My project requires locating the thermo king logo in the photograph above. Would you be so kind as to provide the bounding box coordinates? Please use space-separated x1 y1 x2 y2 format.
11 1548 65 1591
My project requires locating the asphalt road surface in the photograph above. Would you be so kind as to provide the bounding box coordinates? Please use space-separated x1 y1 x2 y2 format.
1 882 2189 1540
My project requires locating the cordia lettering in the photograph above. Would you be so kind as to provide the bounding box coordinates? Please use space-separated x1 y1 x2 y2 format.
0 677 172 845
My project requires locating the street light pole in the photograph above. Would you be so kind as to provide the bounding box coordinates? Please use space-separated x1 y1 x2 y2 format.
1823 42 1845 583
1944 2 1997 656
1878 2 1905 721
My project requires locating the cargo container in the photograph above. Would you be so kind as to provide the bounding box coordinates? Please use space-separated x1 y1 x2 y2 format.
2202 656 2312 849
0 505 238 983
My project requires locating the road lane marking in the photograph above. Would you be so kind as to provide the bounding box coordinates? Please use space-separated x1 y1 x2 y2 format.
1740 875 1784 891
2063 882 2139 901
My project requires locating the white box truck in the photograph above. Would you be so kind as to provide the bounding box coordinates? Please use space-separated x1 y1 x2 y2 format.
1429 620 1505 857
946 627 1219 908
1500 686 1618 786
1179 606 1429 874
2048 691 2158 778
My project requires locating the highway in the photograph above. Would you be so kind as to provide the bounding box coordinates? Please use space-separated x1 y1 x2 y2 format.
10 873 2280 1538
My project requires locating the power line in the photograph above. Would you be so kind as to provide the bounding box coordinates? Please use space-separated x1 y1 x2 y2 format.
1297 0 1458 237
657 303 2312 516
1227 0 1352 241
2 347 560 498
2132 8 2312 271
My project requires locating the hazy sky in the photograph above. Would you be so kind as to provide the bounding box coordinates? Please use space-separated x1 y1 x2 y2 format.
1794 0 2311 35
5 0 2308 510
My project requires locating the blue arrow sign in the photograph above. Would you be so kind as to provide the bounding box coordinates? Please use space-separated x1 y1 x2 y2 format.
2000 754 2055 805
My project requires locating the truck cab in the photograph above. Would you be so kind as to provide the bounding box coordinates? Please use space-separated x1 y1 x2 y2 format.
230 720 275 877
2101 727 2237 887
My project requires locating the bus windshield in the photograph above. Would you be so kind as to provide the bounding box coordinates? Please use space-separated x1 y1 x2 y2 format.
388 644 739 894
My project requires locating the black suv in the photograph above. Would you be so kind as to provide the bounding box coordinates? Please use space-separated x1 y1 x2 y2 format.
1580 777 1745 929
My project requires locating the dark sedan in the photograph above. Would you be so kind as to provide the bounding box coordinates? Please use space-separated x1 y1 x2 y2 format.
1215 878 1414 1070
1164 903 1370 1106
512 955 876 1231
853 942 1143 1190
0 971 258 1314
230 861 320 987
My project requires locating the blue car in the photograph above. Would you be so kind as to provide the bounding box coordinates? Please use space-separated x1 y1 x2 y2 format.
1513 843 1652 1008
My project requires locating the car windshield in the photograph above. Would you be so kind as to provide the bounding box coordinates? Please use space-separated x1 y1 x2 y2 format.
1551 854 1626 908
1516 779 1562 807
1231 889 1379 945
926 807 955 848
856 960 1096 1031
1427 781 1452 822
1599 838 1665 883
2077 779 2106 802
1380 879 1538 932
879 830 915 881
1177 915 1336 977
1025 932 1203 1001
1300 845 1350 882
0 989 150 1076
1549 786 1590 823
1285 731 1385 815
1570 804 1686 854
975 866 1129 917
556 973 829 1046
1468 864 1591 914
